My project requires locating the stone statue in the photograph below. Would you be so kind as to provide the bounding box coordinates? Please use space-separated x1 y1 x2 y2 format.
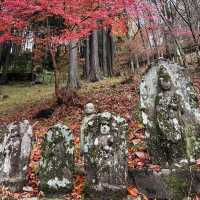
82 110 128 200
39 124 74 194
140 59 200 166
155 66 186 164
0 120 33 192
80 103 96 155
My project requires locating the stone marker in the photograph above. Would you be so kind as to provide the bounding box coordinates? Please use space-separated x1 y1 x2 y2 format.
0 120 33 192
81 107 128 200
39 123 74 194
140 59 200 166
138 59 200 199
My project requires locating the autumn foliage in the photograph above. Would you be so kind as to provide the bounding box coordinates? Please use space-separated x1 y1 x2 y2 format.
0 0 140 44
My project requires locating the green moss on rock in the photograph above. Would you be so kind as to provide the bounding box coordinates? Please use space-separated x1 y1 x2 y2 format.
39 124 74 194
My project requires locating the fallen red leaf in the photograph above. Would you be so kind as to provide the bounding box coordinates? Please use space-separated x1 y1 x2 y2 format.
196 159 200 166
127 186 139 197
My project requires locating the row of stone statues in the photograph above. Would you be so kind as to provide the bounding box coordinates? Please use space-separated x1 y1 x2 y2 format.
2 59 200 199
0 104 128 200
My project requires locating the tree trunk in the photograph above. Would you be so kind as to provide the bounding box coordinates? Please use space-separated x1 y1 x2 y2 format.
85 37 90 80
0 42 11 85
134 54 140 69
102 29 108 77
107 27 114 76
67 40 80 90
50 48 59 99
0 44 2 63
89 30 102 82
130 59 135 73
147 52 151 66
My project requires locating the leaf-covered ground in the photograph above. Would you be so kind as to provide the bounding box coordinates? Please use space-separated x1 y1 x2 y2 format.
1 72 200 199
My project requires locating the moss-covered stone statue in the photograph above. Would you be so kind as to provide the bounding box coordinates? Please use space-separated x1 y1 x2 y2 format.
81 108 128 200
39 124 74 195
155 66 186 164
0 120 33 192
140 59 200 166
80 103 96 155
138 59 200 199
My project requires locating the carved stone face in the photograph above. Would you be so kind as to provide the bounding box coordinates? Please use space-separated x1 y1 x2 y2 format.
100 123 110 135
85 103 95 115
158 66 172 91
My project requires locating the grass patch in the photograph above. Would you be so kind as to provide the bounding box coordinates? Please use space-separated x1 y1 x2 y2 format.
0 77 125 116
80 77 124 95
0 83 54 115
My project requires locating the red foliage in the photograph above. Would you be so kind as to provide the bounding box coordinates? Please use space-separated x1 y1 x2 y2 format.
0 0 145 44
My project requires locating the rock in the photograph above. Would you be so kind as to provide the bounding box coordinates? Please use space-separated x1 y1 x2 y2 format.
39 123 74 194
0 120 33 192
161 169 171 175
129 166 200 200
23 186 34 192
82 110 128 200
74 163 85 176
31 66 43 85
33 108 54 119
140 59 200 166
0 95 9 100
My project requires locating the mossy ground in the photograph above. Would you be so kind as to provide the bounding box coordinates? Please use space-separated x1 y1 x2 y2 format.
0 77 124 116
0 83 54 115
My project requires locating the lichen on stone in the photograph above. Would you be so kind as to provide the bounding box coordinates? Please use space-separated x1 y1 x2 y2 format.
82 111 128 200
39 124 74 194
0 120 33 192
140 59 200 166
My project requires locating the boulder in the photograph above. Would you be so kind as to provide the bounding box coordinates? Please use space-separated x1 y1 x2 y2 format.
129 166 200 200
39 124 74 194
140 59 200 166
81 109 128 200
0 120 33 192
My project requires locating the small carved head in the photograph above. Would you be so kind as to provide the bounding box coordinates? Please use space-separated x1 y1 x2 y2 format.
100 122 111 135
84 103 95 115
158 66 172 91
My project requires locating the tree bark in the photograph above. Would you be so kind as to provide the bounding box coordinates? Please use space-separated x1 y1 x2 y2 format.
89 30 102 82
0 42 11 85
50 48 59 99
67 40 80 90
0 44 2 63
85 37 90 80
134 54 140 69
102 28 108 77
106 27 114 76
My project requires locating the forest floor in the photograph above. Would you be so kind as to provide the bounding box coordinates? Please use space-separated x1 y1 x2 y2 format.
1 66 200 199
0 77 124 116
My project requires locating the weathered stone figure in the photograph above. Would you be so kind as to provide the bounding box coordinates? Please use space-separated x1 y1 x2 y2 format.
0 120 33 192
39 124 74 194
80 103 96 155
82 109 128 200
155 66 186 164
140 59 200 166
